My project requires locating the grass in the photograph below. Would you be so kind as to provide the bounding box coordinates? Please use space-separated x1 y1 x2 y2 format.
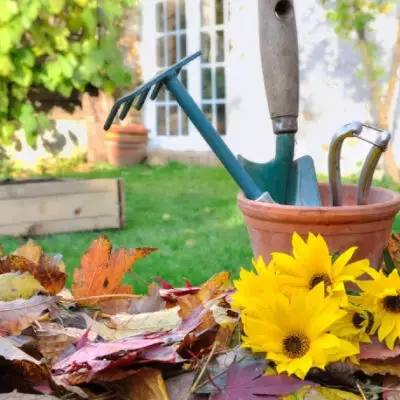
0 163 253 294
1 162 400 294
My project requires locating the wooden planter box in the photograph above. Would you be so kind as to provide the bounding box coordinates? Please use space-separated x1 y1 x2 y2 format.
0 178 125 237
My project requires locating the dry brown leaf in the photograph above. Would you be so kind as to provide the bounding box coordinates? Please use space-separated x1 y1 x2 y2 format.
165 371 197 400
383 375 400 400
0 295 57 336
128 282 166 314
357 356 400 377
71 235 157 305
35 322 97 362
0 254 66 295
0 392 59 400
0 337 49 393
197 271 232 303
114 367 169 400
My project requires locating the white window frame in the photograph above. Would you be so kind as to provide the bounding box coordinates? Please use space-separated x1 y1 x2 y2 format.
142 0 230 151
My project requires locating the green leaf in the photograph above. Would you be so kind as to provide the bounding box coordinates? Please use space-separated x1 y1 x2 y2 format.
0 0 18 25
11 66 32 87
12 47 35 68
81 7 98 34
1 122 16 145
0 80 9 114
0 54 14 77
57 81 73 97
37 113 52 130
383 248 396 275
13 103 38 135
47 0 66 14
11 84 29 100
107 64 132 88
57 55 74 78
74 0 89 6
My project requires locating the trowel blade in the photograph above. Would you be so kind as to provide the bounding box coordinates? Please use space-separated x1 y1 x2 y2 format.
286 155 321 206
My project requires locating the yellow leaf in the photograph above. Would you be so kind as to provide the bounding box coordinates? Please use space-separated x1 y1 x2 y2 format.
109 306 181 338
282 385 362 399
14 240 42 264
0 272 45 301
74 0 88 6
116 367 169 400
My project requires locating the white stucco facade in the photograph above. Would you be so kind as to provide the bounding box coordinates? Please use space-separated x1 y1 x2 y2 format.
140 0 400 176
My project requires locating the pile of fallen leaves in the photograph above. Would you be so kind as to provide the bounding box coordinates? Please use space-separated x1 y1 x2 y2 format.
0 235 399 399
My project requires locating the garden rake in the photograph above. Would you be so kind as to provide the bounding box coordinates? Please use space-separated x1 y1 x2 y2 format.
104 51 274 204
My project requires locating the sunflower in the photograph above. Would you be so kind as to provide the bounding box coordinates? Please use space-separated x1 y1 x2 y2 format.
271 232 374 302
241 283 358 379
329 303 373 350
231 256 280 311
356 269 400 350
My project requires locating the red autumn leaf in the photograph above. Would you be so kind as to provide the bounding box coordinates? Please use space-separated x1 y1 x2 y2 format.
52 336 182 384
211 363 312 400
153 276 173 289
184 278 194 288
357 337 400 377
359 336 400 360
71 235 157 305
0 295 57 336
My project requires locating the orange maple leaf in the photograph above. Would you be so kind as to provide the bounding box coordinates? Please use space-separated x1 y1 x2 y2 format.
71 235 157 306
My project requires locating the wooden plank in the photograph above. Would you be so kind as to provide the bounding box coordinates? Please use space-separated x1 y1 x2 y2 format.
0 216 121 237
0 191 119 225
0 178 120 200
0 178 125 236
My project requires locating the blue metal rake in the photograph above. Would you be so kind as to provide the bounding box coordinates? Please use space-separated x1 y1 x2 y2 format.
104 51 274 203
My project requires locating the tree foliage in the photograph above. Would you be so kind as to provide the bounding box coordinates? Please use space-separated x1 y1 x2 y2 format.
0 0 137 146
321 0 400 181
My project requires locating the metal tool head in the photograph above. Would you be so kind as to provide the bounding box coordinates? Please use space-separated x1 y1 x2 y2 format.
328 121 363 206
104 51 202 131
357 125 391 205
238 134 321 206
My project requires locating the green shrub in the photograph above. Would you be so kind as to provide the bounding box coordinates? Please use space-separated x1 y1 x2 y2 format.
0 0 138 146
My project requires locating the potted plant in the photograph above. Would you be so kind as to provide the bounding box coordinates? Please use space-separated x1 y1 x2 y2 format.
104 123 150 167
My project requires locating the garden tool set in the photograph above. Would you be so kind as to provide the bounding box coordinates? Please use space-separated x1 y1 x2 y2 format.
104 0 392 208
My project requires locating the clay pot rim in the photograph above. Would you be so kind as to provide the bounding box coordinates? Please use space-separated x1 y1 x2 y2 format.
237 183 400 224
107 124 150 135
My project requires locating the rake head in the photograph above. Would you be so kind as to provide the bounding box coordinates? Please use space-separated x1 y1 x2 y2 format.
103 51 202 131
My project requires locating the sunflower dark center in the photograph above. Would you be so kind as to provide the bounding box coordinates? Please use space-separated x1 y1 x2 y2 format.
309 273 332 290
283 333 310 359
352 311 374 332
383 295 400 313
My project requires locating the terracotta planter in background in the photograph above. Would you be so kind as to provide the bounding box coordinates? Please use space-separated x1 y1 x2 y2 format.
104 124 150 167
237 183 400 269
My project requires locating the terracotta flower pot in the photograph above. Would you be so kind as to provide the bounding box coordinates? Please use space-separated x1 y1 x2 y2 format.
104 124 150 167
237 183 400 269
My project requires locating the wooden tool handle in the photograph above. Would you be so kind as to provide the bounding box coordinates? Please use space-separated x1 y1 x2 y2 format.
258 0 299 133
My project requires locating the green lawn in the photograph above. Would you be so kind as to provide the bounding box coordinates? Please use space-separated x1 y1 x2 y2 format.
1 163 399 294
0 163 253 293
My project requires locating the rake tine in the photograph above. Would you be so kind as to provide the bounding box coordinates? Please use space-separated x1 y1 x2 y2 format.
119 96 137 120
135 88 151 110
104 102 123 130
150 82 163 100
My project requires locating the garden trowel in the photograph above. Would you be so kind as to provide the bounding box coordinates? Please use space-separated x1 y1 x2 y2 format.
238 0 321 206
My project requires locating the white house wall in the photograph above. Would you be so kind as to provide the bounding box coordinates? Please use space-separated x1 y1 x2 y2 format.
141 0 400 176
